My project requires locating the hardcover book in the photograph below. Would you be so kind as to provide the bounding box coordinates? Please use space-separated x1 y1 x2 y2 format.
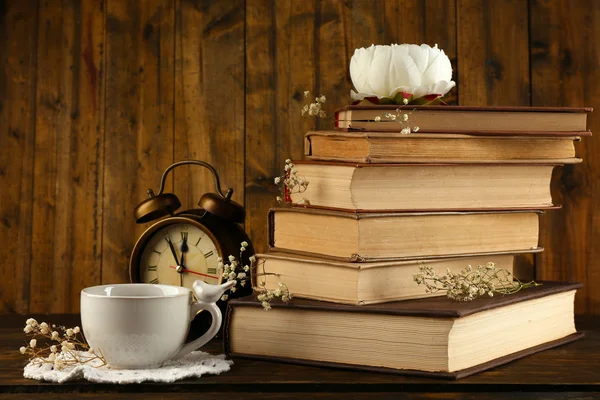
304 131 583 164
288 161 560 211
254 251 540 305
224 282 582 379
334 105 592 133
269 208 542 261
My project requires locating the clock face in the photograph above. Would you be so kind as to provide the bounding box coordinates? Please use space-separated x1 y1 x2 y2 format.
136 221 221 289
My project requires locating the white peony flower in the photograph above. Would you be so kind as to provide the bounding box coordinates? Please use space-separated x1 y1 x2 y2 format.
350 43 455 102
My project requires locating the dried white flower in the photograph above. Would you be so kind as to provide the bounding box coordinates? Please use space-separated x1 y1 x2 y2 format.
50 345 58 353
23 326 33 334
400 127 411 135
26 318 37 327
304 90 310 97
221 294 229 301
29 339 36 348
66 328 74 337
241 241 248 248
403 98 409 105
413 126 420 132
39 322 48 330
319 95 326 103
19 347 27 354
274 177 281 184
374 116 381 122
51 331 59 340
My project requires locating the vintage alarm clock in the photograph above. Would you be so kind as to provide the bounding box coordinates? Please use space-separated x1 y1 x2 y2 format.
129 160 254 335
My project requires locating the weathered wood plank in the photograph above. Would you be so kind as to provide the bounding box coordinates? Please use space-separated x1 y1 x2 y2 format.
245 0 317 253
530 0 600 315
0 0 38 314
103 0 175 285
457 0 529 106
173 0 245 220
28 0 105 313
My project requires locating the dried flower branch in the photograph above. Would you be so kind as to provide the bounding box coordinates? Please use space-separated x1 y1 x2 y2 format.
375 106 420 134
253 259 292 311
301 90 327 118
19 318 106 370
218 242 292 310
413 262 542 302
274 159 309 206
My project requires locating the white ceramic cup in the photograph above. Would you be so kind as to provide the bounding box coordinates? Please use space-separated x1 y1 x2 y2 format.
80 280 235 369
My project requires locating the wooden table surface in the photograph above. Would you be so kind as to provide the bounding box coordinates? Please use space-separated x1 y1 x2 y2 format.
0 314 598 399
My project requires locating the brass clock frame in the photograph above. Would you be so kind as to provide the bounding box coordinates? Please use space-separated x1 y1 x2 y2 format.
129 216 225 285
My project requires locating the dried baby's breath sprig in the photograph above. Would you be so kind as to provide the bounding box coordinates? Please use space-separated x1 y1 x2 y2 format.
301 90 327 118
374 107 419 134
217 242 292 310
274 159 309 206
19 318 106 370
253 259 293 311
413 262 542 302
218 241 252 302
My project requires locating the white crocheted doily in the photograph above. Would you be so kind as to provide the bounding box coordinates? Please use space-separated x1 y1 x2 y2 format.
23 351 233 383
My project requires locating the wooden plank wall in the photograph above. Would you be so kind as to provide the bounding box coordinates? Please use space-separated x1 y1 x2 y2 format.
0 0 598 314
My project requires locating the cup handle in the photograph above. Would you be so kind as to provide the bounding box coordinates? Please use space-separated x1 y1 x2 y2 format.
172 280 235 359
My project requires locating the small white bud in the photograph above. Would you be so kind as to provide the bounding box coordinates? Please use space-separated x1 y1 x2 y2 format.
19 346 27 354
29 339 36 348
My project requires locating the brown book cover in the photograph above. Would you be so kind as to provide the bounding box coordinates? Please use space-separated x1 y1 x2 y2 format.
224 282 583 379
268 207 546 262
304 131 584 164
333 104 592 133
286 160 564 212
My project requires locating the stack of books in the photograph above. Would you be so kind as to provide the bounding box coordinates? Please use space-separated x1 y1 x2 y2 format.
224 105 591 379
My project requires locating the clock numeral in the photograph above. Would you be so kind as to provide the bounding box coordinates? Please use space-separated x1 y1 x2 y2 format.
147 265 157 271
180 225 189 233
204 250 214 259
181 232 188 241
150 278 159 284
195 236 202 246
207 267 217 274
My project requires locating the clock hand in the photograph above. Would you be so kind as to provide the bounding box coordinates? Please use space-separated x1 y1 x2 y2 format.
164 237 181 272
168 265 218 279
180 232 189 269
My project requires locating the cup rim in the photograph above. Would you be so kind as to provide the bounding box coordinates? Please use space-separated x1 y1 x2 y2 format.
81 283 191 299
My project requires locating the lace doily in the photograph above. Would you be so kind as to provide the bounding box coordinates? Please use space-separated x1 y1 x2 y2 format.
23 351 233 383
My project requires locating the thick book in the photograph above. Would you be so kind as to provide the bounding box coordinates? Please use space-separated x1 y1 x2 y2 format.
288 161 559 211
254 251 542 305
334 105 592 133
224 282 582 379
304 131 583 164
269 208 542 261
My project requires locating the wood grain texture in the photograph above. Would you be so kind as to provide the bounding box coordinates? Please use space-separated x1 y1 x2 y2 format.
457 0 529 106
0 315 599 396
0 0 599 315
530 0 600 314
28 0 105 313
102 0 175 285
174 0 245 212
244 0 317 253
0 0 38 314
